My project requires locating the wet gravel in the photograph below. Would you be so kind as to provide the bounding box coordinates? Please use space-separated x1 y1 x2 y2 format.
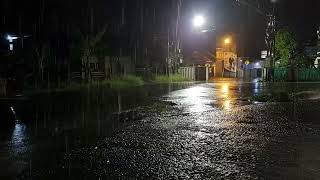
20 83 320 179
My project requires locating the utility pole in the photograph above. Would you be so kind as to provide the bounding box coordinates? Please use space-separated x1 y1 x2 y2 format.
174 0 182 73
167 28 170 76
316 27 320 68
90 7 94 34
233 0 277 81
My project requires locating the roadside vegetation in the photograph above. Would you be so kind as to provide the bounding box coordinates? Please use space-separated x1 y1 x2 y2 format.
104 75 144 89
275 28 314 68
271 28 318 82
23 75 144 96
153 74 190 83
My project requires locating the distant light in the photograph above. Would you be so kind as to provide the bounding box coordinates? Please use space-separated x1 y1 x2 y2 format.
193 15 205 27
255 62 260 66
7 35 18 41
224 37 231 45
201 29 208 33
9 44 13 51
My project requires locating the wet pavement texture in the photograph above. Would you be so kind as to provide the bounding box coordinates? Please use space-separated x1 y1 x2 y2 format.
0 83 194 179
3 80 320 179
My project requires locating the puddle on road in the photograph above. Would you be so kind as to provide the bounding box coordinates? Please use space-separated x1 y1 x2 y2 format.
164 82 257 113
294 90 320 100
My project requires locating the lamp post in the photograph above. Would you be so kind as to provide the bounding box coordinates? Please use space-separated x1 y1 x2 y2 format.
5 34 30 51
224 37 231 45
6 35 18 51
192 15 215 33
193 15 205 28
192 15 216 80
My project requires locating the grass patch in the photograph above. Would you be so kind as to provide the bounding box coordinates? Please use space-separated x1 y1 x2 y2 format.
105 75 144 89
153 74 189 83
25 83 83 95
25 75 144 95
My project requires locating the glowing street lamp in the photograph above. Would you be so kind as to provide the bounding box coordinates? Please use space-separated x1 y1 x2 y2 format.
7 35 18 43
193 15 205 28
5 34 30 51
224 37 231 45
6 35 18 51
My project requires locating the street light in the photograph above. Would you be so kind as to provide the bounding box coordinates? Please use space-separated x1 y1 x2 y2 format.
6 35 18 51
193 15 205 28
224 37 231 45
5 34 30 51
6 35 18 43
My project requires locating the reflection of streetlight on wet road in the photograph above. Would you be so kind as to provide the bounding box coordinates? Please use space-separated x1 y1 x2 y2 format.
220 83 233 110
223 99 231 110
222 83 229 95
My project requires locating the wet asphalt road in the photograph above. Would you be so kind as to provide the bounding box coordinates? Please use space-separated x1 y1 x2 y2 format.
18 80 320 179
32 80 320 180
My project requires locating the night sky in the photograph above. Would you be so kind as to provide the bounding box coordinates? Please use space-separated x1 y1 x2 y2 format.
278 0 320 44
1 0 319 58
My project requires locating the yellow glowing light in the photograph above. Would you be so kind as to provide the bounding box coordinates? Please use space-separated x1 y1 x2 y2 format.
224 37 231 45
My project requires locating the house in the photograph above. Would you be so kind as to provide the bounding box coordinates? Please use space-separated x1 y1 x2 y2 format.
214 34 238 78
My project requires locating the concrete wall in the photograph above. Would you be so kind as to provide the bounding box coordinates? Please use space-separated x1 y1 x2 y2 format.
237 69 244 78
223 71 236 78
244 69 262 79
214 60 224 77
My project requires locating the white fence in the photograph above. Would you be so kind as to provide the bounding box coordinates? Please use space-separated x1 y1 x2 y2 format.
178 67 195 80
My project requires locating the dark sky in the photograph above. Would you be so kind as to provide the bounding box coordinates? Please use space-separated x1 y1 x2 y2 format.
278 0 320 44
182 0 320 58
181 0 268 58
1 0 320 58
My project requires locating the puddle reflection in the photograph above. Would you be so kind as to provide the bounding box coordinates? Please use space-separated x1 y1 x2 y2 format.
219 83 233 111
10 123 29 156
223 99 232 110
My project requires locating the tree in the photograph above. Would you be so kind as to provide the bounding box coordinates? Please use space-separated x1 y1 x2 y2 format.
292 51 315 68
275 28 297 67
70 27 108 83
35 44 50 82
